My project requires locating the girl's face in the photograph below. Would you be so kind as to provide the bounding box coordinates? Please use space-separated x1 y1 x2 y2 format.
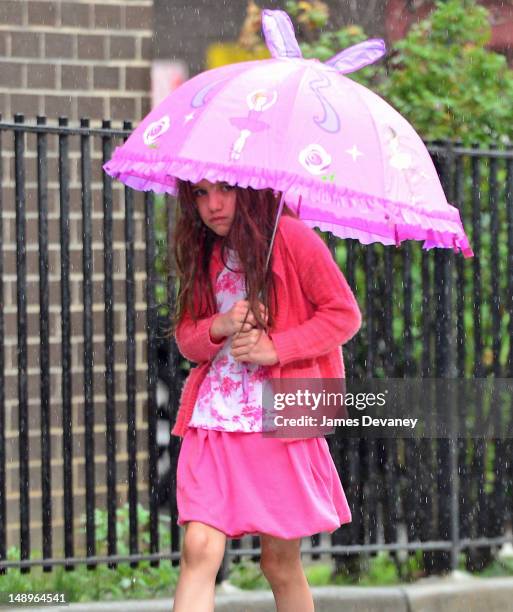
191 179 237 237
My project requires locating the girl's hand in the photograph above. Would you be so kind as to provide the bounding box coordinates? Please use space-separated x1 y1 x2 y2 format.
211 300 268 339
230 328 279 366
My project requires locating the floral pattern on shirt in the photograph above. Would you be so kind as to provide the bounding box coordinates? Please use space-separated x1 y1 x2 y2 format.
188 248 271 433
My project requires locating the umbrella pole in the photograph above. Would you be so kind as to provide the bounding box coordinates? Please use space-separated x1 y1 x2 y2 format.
240 190 287 328
263 190 286 277
255 190 287 328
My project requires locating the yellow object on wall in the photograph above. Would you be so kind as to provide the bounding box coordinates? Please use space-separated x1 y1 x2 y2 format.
206 43 271 69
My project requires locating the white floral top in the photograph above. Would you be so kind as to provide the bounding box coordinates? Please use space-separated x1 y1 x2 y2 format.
188 248 271 432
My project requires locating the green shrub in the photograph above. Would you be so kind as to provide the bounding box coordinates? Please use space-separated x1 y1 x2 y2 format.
1 504 179 603
284 0 513 146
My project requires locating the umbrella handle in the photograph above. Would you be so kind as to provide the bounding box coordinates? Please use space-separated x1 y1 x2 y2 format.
238 300 257 405
241 367 249 404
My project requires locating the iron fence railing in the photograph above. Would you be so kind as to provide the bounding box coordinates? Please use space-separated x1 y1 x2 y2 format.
0 116 512 584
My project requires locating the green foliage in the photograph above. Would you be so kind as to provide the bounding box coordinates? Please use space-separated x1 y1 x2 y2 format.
1 556 178 604
3 539 513 601
229 549 425 590
228 559 269 589
380 0 513 146
478 554 513 578
285 0 513 146
330 550 424 586
356 552 400 586
304 562 332 585
284 1 329 31
79 502 172 555
1 504 179 603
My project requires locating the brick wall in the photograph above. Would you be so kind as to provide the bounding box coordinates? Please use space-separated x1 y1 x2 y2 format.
0 0 153 122
0 0 156 560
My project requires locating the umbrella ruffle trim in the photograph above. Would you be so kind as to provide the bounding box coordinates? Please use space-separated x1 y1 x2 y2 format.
103 154 473 257
299 210 473 258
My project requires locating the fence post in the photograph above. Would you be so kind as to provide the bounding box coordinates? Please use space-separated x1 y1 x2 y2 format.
0 113 5 575
434 141 459 574
14 113 31 573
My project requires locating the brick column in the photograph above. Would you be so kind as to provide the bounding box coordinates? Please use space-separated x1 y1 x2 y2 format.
0 1 155 558
0 0 153 122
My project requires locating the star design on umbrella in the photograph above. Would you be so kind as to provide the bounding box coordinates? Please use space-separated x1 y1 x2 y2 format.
184 112 195 123
346 145 363 161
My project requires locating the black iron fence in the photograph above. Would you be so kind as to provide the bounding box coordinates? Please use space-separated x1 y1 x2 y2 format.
0 116 512 582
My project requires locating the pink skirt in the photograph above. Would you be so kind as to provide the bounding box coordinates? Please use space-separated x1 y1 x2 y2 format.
176 426 352 540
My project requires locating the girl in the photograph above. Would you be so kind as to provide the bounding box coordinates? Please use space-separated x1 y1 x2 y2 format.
170 178 361 612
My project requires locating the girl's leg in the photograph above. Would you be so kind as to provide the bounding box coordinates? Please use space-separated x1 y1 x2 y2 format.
172 521 227 612
259 533 314 612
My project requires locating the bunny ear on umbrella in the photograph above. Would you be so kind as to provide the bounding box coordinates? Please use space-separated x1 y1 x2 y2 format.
325 39 387 73
261 9 302 58
261 9 387 74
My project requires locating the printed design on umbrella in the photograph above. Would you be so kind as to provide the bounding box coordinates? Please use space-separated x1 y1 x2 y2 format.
191 77 231 108
229 89 278 161
384 126 431 206
142 115 170 148
299 143 332 176
247 89 278 111
309 70 341 134
185 76 232 125
346 145 364 162
387 129 412 169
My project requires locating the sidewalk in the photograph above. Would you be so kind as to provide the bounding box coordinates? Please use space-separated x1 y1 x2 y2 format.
8 572 513 612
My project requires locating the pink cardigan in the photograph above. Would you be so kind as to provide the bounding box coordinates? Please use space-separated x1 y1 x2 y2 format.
171 215 362 442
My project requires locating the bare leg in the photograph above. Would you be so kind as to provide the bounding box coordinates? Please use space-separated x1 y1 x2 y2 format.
259 533 314 612
172 521 227 612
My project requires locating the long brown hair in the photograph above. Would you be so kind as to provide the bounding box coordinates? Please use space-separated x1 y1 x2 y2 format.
169 179 298 336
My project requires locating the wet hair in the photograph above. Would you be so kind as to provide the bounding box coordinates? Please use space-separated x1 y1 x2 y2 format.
168 178 299 337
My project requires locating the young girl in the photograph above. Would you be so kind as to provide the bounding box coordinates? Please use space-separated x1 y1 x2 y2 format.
170 178 361 612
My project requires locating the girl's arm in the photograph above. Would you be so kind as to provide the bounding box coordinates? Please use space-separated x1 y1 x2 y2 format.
176 298 262 364
268 222 361 366
175 310 226 364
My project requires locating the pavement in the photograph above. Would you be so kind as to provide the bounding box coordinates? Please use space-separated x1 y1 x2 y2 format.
5 571 513 612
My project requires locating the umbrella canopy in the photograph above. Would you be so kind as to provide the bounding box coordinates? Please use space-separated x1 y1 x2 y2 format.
103 9 472 257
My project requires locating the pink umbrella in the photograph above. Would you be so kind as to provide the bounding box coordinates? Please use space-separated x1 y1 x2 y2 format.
103 9 473 257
